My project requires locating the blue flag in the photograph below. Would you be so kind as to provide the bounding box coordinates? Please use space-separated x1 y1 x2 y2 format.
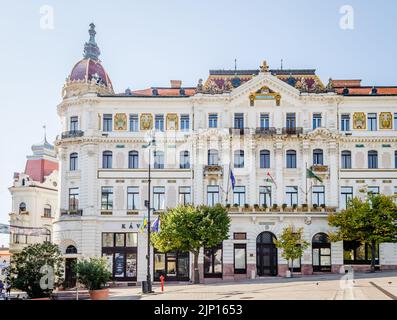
230 169 236 190
152 216 160 233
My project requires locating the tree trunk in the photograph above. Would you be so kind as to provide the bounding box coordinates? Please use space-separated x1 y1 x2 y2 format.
290 259 294 278
193 251 200 284
370 240 376 273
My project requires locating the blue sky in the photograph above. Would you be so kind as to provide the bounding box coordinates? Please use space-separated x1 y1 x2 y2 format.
1 0 397 246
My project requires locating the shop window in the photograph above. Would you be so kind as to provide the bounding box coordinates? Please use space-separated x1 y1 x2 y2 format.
234 244 247 274
204 244 223 278
343 240 379 265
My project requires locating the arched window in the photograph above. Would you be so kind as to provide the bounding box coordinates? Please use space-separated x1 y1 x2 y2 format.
102 151 113 169
70 153 78 171
208 149 219 166
234 150 244 168
368 150 378 169
128 151 139 169
154 151 164 169
44 204 51 218
341 151 352 169
65 245 77 254
312 233 331 272
313 149 324 165
286 150 297 168
180 151 190 169
19 202 26 213
260 150 270 169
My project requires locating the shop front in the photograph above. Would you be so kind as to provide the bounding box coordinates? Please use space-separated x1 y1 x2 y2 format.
154 250 190 281
102 232 138 281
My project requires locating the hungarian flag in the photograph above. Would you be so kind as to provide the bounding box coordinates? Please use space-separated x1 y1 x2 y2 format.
266 172 277 188
306 168 323 183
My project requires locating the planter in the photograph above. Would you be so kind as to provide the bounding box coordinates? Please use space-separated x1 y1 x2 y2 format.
89 288 109 300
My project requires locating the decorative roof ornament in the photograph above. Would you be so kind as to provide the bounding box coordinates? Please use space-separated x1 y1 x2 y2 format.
83 23 101 61
196 78 203 93
325 78 335 92
260 60 270 73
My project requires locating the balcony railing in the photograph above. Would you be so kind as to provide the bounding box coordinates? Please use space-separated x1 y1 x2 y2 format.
60 209 83 216
255 127 277 136
204 165 223 176
311 165 329 173
61 130 84 139
282 127 303 135
229 128 250 135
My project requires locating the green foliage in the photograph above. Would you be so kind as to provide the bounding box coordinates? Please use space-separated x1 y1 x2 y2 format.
151 205 231 283
275 227 309 275
9 242 64 298
75 257 111 291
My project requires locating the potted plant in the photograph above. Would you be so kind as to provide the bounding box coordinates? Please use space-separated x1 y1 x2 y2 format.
320 204 326 212
282 203 288 211
75 257 111 300
262 204 268 212
225 203 231 209
312 204 319 211
302 204 308 212
292 204 298 212
272 204 278 212
253 204 259 212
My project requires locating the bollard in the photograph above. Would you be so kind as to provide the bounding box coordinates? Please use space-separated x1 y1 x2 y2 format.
160 275 165 292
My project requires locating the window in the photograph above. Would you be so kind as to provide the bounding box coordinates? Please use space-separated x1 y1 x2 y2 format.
313 113 322 129
127 187 139 210
260 113 270 129
312 186 325 206
259 186 272 207
394 186 397 205
368 150 378 169
286 150 297 168
70 153 78 171
343 240 379 265
208 149 219 166
102 151 113 169
368 113 377 131
43 204 51 218
180 114 190 131
101 187 113 210
128 151 139 169
341 186 353 209
129 114 139 132
155 114 164 132
367 186 380 195
341 114 350 131
19 202 26 213
69 188 79 210
234 150 244 168
234 244 247 274
341 151 352 169
286 113 296 128
204 244 223 278
395 151 397 168
260 150 270 168
179 186 191 205
180 151 190 169
234 113 244 129
233 186 246 206
394 113 397 131
103 114 112 132
154 151 165 169
70 116 78 132
208 113 218 128
313 149 324 165
153 187 165 211
66 245 77 254
285 186 298 206
207 186 219 207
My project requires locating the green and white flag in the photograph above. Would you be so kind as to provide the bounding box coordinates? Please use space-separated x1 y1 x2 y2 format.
306 168 323 183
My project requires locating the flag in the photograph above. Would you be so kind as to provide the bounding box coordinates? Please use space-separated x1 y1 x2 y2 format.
266 172 277 188
152 216 160 233
306 168 323 183
139 215 148 234
230 169 236 190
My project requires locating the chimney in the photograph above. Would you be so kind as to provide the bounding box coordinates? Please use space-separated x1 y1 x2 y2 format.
170 80 182 88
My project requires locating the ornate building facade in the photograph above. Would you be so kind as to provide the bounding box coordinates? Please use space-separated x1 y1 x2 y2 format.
53 24 397 284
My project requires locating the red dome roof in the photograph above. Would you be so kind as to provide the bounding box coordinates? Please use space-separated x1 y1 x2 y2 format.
70 58 112 88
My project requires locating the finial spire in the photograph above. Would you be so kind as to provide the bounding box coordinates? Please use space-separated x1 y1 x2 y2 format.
234 58 237 73
281 59 283 70
83 23 101 61
43 124 47 143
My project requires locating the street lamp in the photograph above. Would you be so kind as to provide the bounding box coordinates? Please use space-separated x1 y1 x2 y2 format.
142 133 156 294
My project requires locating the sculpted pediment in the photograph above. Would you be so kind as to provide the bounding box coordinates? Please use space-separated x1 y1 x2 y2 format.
305 128 340 140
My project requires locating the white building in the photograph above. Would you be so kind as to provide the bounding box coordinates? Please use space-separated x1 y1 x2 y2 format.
53 24 397 285
8 138 58 254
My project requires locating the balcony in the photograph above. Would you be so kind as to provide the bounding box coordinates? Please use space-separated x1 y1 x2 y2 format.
60 209 83 216
61 130 84 139
282 127 303 135
255 127 277 136
229 128 250 135
204 165 223 176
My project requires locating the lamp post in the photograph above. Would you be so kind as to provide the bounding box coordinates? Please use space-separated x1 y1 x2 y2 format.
142 133 156 293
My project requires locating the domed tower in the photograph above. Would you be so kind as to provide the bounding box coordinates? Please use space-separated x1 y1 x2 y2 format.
62 23 114 99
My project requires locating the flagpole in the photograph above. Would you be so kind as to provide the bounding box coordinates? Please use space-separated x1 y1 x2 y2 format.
225 163 231 205
305 162 308 205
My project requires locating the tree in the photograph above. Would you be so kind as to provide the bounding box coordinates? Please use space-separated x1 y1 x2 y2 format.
275 226 309 277
328 193 397 272
9 242 64 298
151 205 231 284
75 257 111 291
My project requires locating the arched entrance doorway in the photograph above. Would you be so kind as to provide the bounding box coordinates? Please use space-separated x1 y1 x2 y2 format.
312 233 331 272
64 245 78 288
256 232 278 276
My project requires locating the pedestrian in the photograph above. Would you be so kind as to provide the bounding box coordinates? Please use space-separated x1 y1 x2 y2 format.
0 279 4 297
6 279 11 297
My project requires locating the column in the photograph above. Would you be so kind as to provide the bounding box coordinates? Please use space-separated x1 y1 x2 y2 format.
301 141 310 205
248 136 257 205
328 141 338 207
274 141 284 206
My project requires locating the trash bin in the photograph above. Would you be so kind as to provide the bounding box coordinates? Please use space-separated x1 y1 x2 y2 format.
142 281 149 294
